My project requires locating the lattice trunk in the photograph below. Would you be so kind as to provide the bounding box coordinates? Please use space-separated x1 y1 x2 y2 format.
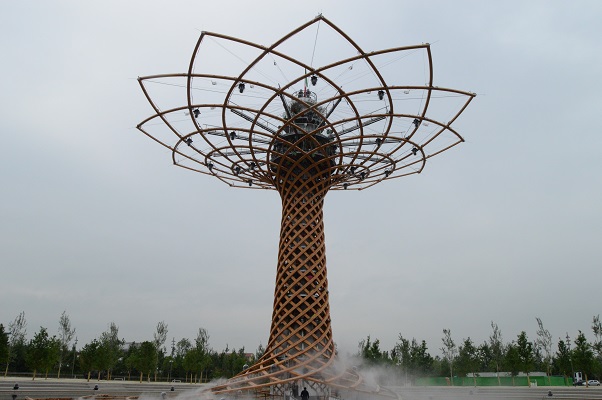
266 175 334 376
209 150 340 395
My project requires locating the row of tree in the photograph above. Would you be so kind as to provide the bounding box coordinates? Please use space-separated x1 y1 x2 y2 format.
358 316 602 385
0 312 257 382
2 312 601 384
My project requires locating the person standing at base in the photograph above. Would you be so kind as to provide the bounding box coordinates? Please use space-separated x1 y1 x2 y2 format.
301 387 309 400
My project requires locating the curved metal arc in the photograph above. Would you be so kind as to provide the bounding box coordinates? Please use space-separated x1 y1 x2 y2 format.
418 44 435 121
138 78 242 176
137 78 189 141
137 109 220 176
187 22 429 178
195 20 328 178
446 89 477 126
186 46 433 185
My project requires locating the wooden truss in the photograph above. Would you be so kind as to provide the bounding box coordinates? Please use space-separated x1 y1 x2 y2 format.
137 14 475 399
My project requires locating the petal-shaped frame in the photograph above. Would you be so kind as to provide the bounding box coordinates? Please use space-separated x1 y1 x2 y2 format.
138 15 475 192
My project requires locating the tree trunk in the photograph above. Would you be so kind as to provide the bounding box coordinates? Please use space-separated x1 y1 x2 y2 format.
87 371 91 382
139 371 143 383
496 364 500 386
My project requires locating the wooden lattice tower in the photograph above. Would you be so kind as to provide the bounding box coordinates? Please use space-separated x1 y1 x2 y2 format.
137 15 475 398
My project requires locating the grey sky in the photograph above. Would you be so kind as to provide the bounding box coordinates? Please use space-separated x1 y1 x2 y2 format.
1 1 601 357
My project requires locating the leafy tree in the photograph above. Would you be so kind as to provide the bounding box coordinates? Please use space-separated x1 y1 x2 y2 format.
440 329 457 385
192 328 211 382
393 335 411 382
134 341 157 382
456 337 479 386
79 339 101 381
99 322 123 380
218 347 248 377
553 338 571 379
123 342 138 380
393 335 433 382
174 338 192 381
572 330 594 381
535 318 552 384
592 315 602 379
0 325 8 368
4 311 27 376
504 342 520 386
477 342 492 373
516 331 534 384
57 311 76 379
358 335 389 364
488 322 504 385
255 343 265 361
26 327 60 380
593 315 602 356
153 321 168 381
410 339 433 376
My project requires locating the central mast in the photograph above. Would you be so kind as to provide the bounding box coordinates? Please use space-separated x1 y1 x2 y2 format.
267 88 336 381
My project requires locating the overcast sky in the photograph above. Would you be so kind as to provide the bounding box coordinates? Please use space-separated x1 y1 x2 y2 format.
1 1 601 358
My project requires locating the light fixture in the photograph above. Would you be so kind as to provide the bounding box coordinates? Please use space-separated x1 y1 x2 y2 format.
413 118 421 128
378 90 384 100
247 179 252 186
193 108 200 118
310 75 318 86
250 162 256 170
411 147 418 155
350 166 356 174
185 138 193 146
230 131 237 140
343 183 348 190
376 138 382 146
360 172 366 180
384 169 391 177
207 162 213 171
238 82 245 93
234 166 241 175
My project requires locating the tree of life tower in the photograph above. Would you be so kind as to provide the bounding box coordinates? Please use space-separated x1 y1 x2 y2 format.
137 15 475 399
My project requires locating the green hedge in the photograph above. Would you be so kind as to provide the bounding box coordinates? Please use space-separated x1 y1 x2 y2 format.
415 375 570 386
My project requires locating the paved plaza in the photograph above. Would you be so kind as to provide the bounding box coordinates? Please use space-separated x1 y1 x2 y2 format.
2 379 602 400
